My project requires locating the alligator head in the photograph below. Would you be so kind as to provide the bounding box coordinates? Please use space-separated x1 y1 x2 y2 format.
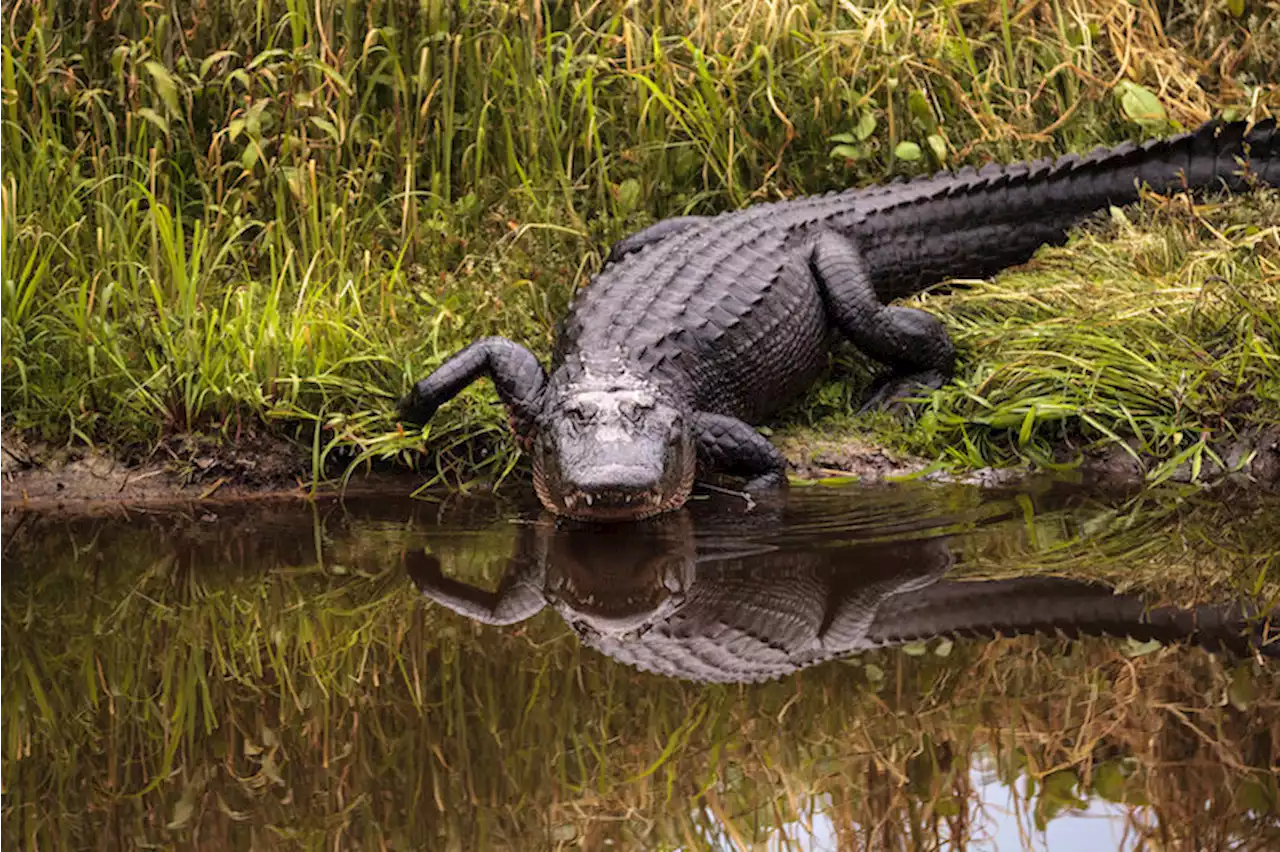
531 367 696 522
544 511 696 637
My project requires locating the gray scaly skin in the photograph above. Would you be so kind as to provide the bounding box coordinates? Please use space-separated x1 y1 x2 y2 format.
406 510 1279 684
399 120 1279 521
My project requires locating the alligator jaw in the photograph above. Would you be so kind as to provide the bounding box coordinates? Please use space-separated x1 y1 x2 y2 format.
556 486 690 522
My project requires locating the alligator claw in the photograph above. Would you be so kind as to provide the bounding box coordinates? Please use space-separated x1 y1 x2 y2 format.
859 369 948 418
743 470 788 493
403 549 446 584
396 393 439 426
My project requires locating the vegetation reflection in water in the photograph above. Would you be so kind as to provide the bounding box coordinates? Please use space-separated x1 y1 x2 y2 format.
2 482 1278 850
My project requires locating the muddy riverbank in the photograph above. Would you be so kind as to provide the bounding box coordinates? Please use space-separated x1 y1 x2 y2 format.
5 423 1278 513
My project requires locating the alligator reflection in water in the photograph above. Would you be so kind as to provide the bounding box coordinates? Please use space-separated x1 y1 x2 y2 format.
409 500 1279 682
5 484 1280 849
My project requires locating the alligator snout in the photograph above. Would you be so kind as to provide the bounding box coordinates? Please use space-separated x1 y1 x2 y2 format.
564 464 659 496
562 496 659 521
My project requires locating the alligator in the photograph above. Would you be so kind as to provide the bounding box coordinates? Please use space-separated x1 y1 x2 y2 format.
399 119 1279 521
406 502 1279 684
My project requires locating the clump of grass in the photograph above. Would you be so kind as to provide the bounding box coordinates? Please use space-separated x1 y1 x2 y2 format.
2 0 1278 484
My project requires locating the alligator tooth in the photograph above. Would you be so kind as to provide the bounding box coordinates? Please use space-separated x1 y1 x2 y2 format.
585 493 593 506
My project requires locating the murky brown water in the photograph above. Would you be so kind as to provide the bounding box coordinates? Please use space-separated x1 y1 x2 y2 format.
3 481 1277 850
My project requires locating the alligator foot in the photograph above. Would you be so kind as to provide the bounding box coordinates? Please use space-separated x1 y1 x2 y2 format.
859 369 949 416
693 412 789 502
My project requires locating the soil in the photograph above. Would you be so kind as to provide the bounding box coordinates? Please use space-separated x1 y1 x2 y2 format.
0 428 425 512
777 425 1280 491
4 424 1278 514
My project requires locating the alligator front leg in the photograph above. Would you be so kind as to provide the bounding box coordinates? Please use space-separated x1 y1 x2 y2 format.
607 216 707 264
404 549 548 626
398 336 547 439
693 412 788 491
809 231 956 410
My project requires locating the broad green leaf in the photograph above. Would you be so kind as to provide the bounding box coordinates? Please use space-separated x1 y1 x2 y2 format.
829 144 860 160
616 178 641 213
144 60 180 116
1117 81 1167 129
1092 760 1127 802
855 109 877 141
136 107 169 135
309 116 340 142
1228 665 1256 711
908 89 935 129
935 797 961 817
1237 777 1275 814
927 134 947 163
1124 637 1162 657
199 50 238 79
894 141 922 161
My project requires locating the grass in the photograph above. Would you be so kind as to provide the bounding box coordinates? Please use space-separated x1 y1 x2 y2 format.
782 194 1280 476
2 0 1279 487
3 487 1278 848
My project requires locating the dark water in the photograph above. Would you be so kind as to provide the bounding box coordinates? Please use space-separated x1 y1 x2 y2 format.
3 481 1278 850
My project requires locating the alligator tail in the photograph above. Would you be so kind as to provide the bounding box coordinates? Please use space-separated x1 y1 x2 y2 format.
852 119 1280 300
864 577 1279 658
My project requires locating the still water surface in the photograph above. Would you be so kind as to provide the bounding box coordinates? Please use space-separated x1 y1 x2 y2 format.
3 481 1277 849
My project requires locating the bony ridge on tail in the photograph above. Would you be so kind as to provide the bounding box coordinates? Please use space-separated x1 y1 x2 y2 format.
399 119 1279 521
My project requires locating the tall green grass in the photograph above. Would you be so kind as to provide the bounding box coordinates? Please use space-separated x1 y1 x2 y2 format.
3 0 1278 483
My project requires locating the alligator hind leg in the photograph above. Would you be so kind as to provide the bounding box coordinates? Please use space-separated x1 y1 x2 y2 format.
607 216 707 264
692 412 788 491
398 336 547 438
809 231 956 411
